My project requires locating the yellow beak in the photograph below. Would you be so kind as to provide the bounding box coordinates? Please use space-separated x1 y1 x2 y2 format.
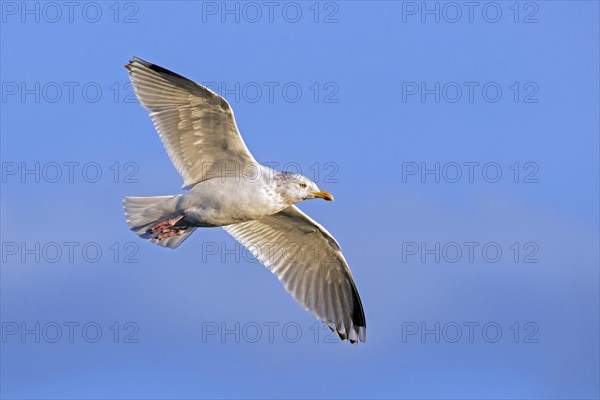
312 190 334 201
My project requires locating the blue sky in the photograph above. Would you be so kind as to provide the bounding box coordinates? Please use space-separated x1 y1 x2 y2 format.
1 1 598 399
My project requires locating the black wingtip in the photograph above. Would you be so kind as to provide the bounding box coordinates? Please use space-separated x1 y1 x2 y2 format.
125 57 150 71
331 324 366 344
128 56 150 66
127 56 183 79
125 57 205 95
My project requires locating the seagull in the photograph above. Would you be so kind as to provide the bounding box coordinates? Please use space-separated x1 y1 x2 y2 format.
123 57 366 343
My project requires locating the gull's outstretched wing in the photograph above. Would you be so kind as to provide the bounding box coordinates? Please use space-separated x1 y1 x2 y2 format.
125 57 257 189
224 206 366 343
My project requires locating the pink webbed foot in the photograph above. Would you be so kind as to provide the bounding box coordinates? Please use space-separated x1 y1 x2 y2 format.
157 228 187 241
147 216 188 241
150 216 183 233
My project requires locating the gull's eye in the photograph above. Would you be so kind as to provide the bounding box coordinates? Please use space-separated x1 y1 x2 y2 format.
299 183 307 188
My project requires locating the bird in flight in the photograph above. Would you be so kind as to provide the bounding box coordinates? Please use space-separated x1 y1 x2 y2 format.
123 57 366 343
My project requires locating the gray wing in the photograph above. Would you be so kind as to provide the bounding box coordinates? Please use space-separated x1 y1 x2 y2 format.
224 206 366 343
126 57 257 189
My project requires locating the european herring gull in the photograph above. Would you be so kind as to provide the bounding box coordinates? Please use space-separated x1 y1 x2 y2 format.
123 57 366 343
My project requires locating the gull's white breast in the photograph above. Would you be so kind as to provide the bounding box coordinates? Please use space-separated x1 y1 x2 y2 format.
176 175 286 227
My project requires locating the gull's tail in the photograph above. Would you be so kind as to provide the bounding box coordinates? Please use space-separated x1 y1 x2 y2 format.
123 195 196 249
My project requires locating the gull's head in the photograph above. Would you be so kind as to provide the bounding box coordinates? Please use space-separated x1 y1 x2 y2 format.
274 172 334 204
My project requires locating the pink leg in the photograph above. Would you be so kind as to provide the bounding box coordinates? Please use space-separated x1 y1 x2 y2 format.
151 215 184 233
148 216 187 241
157 229 187 241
